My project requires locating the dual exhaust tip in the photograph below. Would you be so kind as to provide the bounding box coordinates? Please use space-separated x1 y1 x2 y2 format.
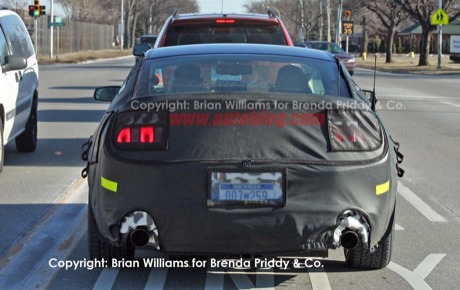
130 228 155 247
333 210 370 250
340 230 360 249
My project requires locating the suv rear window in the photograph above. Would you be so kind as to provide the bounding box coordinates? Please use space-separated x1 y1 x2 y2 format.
163 19 287 46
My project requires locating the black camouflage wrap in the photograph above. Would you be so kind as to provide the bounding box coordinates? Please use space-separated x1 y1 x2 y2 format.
87 93 397 255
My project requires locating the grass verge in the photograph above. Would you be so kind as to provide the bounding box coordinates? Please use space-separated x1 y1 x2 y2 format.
38 49 132 64
356 53 460 74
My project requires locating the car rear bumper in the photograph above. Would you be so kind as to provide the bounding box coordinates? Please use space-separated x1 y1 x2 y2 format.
89 147 396 255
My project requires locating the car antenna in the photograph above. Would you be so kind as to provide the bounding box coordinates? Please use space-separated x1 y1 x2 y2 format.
371 55 377 111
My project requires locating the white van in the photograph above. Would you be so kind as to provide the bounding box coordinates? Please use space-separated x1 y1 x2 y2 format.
0 9 39 172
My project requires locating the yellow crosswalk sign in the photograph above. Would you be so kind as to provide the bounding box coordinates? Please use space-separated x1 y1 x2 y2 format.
431 8 449 25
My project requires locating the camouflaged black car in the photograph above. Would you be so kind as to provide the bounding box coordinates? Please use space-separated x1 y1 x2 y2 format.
82 44 403 269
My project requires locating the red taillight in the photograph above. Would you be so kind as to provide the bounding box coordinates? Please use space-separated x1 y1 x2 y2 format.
140 127 155 143
328 109 382 151
112 111 168 150
216 19 235 24
117 128 131 143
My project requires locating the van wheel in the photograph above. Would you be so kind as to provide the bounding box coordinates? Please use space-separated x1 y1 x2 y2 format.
88 205 135 266
16 103 37 152
0 118 4 172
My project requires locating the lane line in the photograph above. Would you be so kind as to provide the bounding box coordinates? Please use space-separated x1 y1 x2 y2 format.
398 182 447 222
388 254 446 290
0 180 88 290
441 101 460 108
413 254 446 280
204 267 224 290
92 268 120 290
144 268 168 290
256 268 275 290
309 267 332 290
395 224 405 231
229 270 257 289
388 262 431 290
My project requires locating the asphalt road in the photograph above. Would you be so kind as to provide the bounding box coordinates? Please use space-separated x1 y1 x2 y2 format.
0 57 459 290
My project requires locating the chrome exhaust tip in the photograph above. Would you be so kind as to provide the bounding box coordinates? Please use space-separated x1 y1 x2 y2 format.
130 228 151 247
340 230 360 249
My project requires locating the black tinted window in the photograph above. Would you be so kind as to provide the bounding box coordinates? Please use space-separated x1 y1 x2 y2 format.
164 20 287 46
1 15 35 58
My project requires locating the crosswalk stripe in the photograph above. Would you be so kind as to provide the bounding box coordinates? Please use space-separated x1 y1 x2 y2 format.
93 268 119 290
144 268 168 290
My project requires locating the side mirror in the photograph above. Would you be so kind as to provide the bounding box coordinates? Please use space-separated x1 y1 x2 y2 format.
363 89 378 111
94 86 121 102
2 55 27 73
133 43 151 57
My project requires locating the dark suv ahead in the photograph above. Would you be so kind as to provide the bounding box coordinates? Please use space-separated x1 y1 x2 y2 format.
154 11 294 47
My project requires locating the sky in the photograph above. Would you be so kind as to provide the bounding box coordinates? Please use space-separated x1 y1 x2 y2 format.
198 0 247 13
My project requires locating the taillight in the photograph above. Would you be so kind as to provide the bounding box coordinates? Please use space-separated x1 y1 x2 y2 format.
140 127 155 143
327 109 382 151
117 128 132 143
216 19 235 24
112 110 168 150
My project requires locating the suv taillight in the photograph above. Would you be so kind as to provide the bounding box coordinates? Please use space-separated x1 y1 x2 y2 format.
112 110 168 150
327 109 382 151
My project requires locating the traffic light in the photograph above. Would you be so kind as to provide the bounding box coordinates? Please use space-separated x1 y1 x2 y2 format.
345 10 352 18
28 5 34 17
28 1 45 18
33 1 40 17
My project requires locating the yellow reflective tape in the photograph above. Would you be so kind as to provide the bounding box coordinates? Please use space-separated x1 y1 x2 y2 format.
376 180 390 195
101 176 118 192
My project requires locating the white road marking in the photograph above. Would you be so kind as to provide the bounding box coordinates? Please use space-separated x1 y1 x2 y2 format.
309 268 332 290
92 268 120 290
395 224 405 231
256 268 275 289
204 267 224 290
0 179 87 290
388 254 446 290
144 268 168 290
413 254 446 280
398 181 447 222
228 269 257 289
441 101 460 108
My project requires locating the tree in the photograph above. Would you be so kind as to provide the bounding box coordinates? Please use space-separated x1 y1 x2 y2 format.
395 0 460 66
362 0 408 63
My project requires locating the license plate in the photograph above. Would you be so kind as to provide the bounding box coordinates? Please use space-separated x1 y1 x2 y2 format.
209 171 285 206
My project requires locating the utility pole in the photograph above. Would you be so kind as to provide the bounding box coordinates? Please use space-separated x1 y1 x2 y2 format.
319 0 323 41
120 0 124 51
437 0 443 69
50 0 54 58
326 0 331 42
335 0 343 44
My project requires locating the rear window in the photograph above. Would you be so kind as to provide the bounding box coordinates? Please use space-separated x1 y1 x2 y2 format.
163 19 287 46
136 54 350 99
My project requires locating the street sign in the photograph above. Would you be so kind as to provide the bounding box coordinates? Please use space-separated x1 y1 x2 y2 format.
50 22 65 27
342 21 354 35
451 35 460 53
431 8 449 25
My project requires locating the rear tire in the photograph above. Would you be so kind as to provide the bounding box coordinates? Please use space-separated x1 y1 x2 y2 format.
88 205 134 266
15 101 37 152
0 118 4 172
344 209 395 270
